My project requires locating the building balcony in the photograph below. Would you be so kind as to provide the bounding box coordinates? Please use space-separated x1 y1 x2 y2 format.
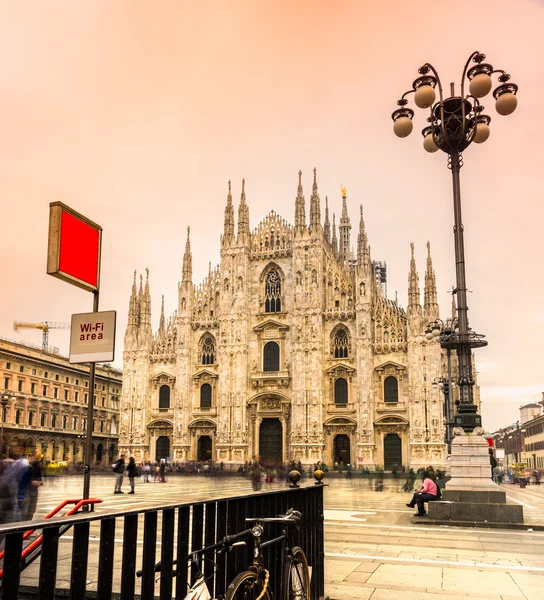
326 403 356 414
250 370 291 389
375 402 407 413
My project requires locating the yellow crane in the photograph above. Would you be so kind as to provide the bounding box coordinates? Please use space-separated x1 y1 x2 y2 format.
13 321 71 351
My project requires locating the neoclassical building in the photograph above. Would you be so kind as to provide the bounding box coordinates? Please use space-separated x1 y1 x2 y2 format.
119 170 480 469
0 338 122 464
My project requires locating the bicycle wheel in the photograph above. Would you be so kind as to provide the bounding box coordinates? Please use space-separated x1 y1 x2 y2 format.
284 547 310 600
226 569 271 600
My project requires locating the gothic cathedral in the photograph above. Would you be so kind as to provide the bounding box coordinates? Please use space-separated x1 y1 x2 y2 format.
119 169 479 470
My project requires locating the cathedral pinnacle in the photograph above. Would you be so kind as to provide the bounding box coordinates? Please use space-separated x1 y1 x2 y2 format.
182 226 193 283
339 190 351 263
140 268 151 327
237 179 250 243
309 167 321 234
223 179 235 245
159 294 165 335
424 241 439 319
127 270 139 328
408 242 422 317
331 213 338 258
357 203 370 269
294 170 306 234
324 196 330 243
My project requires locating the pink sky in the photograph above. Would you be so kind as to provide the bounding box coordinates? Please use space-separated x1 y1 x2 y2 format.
1 1 543 432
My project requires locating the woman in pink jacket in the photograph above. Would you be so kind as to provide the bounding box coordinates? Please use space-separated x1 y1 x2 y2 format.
406 470 438 516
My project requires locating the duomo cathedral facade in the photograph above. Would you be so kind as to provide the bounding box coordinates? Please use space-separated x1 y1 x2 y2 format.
119 170 480 470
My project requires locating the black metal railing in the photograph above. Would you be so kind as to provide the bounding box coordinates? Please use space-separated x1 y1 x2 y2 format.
0 484 324 600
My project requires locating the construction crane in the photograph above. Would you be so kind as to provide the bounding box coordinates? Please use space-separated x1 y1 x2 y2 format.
13 321 71 351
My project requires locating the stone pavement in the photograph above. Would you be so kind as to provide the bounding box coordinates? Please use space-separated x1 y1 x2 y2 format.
13 474 544 598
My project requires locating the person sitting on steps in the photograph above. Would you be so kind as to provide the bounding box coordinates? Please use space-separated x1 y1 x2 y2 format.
406 470 438 516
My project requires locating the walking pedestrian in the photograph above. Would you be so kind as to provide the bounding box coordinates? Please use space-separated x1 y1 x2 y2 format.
21 451 44 521
113 454 126 494
159 460 166 483
126 457 138 494
143 462 151 482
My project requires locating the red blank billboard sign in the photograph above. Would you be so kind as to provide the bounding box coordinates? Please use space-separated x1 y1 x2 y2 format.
47 202 102 292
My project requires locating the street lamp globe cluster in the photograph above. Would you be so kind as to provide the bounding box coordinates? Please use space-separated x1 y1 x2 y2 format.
392 51 519 434
391 51 518 153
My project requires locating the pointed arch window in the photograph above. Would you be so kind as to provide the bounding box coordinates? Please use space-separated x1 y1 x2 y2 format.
200 383 212 408
159 385 171 409
265 269 282 313
201 336 215 365
333 329 349 359
263 341 280 372
384 376 399 403
334 378 348 405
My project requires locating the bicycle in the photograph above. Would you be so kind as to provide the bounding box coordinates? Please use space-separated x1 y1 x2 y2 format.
227 508 310 600
136 508 310 600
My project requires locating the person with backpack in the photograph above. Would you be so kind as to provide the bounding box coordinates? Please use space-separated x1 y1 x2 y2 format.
113 454 126 494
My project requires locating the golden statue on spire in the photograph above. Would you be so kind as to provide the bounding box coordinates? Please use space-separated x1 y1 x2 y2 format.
341 184 347 198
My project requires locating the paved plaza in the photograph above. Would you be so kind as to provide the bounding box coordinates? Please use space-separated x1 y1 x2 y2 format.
15 474 544 599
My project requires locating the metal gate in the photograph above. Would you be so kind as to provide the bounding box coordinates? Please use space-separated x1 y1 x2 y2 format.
383 433 402 470
259 418 282 463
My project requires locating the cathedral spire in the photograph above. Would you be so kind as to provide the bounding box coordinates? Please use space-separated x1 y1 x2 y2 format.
182 226 193 283
237 178 250 244
128 270 139 327
339 186 351 263
309 167 321 234
140 268 151 327
424 241 439 319
223 180 235 245
294 170 306 235
158 294 165 335
331 213 338 258
408 243 422 317
324 196 331 243
357 204 370 270
451 288 457 321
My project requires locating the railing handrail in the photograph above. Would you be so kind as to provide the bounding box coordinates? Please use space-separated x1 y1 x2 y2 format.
0 484 315 535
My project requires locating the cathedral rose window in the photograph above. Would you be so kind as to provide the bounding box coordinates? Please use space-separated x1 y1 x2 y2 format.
265 269 282 313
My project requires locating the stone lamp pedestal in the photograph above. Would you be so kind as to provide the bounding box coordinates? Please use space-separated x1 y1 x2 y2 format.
428 428 523 525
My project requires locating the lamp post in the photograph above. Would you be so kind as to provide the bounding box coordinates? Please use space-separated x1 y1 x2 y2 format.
1 391 15 458
393 51 519 432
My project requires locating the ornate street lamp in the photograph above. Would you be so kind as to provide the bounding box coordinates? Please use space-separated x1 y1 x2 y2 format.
393 52 519 432
1 391 16 458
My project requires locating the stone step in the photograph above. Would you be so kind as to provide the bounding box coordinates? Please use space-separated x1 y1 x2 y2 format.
428 500 523 523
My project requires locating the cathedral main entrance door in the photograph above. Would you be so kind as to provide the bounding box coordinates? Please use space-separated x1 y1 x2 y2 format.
334 434 351 467
383 433 402 470
259 419 282 464
156 436 171 461
198 436 212 461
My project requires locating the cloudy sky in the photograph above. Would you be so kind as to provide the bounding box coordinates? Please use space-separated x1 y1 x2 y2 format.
1 1 542 432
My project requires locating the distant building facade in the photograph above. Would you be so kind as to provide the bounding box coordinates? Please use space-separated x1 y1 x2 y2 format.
0 338 122 464
119 171 480 469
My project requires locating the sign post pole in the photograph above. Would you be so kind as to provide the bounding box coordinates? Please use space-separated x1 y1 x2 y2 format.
82 290 99 504
47 201 116 509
